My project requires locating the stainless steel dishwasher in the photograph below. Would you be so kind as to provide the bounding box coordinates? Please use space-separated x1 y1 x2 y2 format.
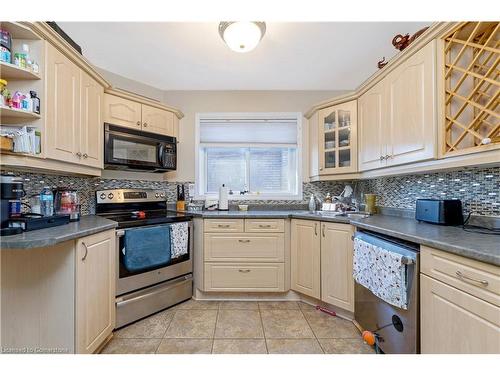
354 230 420 354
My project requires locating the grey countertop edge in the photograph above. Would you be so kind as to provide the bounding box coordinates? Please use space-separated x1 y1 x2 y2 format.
0 215 118 249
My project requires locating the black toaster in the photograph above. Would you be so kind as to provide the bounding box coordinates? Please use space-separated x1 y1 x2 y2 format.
415 199 464 225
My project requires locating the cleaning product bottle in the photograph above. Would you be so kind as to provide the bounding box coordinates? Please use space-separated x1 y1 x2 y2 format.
308 194 316 212
30 91 40 114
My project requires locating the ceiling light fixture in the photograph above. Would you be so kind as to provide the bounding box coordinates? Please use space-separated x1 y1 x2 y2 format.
218 21 266 53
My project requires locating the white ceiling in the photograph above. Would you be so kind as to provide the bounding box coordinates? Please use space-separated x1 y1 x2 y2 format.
58 22 429 90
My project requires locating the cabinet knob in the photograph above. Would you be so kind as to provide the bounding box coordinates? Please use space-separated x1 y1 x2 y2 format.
143 122 148 127
76 152 82 158
136 121 141 126
83 153 88 159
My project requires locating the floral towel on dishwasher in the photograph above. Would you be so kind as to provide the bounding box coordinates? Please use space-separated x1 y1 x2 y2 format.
353 237 408 309
170 222 189 259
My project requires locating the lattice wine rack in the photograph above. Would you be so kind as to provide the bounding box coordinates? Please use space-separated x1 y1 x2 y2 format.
443 22 499 155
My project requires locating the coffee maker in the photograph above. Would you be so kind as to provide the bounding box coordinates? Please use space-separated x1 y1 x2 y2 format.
1 175 25 236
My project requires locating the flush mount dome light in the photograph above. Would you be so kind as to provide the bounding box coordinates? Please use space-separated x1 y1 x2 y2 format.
219 21 266 53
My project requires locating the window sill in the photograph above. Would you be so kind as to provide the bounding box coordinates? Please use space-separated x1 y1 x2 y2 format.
194 193 303 201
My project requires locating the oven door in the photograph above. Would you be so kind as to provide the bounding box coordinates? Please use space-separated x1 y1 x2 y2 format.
115 221 193 296
104 124 174 171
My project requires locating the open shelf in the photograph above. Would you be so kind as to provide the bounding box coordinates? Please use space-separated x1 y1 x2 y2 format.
0 61 41 80
0 22 41 40
0 106 41 120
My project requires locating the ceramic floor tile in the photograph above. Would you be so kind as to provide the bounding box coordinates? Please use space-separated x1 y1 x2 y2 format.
258 301 300 310
100 338 161 354
174 299 220 310
302 311 360 339
212 339 267 354
215 309 264 338
156 339 213 354
260 309 314 339
114 310 174 339
266 339 324 354
219 301 259 310
319 338 375 354
164 309 218 338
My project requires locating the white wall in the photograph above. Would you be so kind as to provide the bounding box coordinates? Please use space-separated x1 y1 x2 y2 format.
97 68 347 182
163 90 347 182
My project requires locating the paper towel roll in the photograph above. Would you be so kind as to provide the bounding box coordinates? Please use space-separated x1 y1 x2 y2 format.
219 184 229 211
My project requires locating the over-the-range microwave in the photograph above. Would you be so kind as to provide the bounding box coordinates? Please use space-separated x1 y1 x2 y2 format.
104 123 177 172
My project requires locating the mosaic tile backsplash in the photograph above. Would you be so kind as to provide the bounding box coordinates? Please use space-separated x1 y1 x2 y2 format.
3 166 499 217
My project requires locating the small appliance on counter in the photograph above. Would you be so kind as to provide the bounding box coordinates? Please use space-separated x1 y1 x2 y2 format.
0 175 71 236
415 199 464 225
54 187 81 221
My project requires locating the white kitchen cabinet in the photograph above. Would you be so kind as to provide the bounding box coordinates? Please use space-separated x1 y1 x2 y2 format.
320 222 355 312
291 219 321 299
141 104 175 136
75 230 116 354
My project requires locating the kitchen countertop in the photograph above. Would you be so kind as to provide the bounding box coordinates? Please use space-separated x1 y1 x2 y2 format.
0 215 118 249
188 209 499 265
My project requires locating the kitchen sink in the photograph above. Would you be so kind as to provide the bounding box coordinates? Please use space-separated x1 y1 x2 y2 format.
315 211 370 219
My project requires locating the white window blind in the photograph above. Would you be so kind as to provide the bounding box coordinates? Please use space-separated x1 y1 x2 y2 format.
196 113 302 200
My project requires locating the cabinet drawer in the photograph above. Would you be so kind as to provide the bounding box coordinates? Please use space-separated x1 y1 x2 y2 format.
245 219 285 233
204 263 285 292
421 246 500 307
204 219 244 233
204 233 285 262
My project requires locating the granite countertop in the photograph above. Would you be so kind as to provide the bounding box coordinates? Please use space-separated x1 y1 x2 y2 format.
0 215 118 249
188 209 499 265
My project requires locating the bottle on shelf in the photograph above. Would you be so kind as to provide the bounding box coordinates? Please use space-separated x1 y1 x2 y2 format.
40 186 54 217
30 91 40 114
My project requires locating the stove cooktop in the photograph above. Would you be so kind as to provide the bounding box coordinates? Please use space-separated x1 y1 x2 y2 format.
98 210 191 228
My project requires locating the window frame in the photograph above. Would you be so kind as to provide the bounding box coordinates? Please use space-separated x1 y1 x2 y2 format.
195 112 303 201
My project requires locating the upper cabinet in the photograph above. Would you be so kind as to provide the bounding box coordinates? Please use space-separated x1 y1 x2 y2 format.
104 91 181 138
317 100 358 175
103 94 141 130
359 41 437 171
45 43 104 169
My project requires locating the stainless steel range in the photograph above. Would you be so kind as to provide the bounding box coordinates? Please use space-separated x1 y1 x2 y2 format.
96 189 193 328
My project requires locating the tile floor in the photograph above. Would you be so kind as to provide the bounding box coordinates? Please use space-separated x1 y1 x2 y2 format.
101 299 374 354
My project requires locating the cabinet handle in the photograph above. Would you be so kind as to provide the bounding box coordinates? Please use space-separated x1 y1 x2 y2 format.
76 152 82 158
83 153 88 159
238 239 251 243
322 223 326 237
143 122 148 127
238 269 251 273
81 242 88 261
456 271 489 287
136 121 141 126
217 224 230 228
315 223 318 236
258 224 272 228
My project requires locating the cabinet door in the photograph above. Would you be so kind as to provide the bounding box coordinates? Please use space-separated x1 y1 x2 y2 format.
318 100 358 175
141 105 175 136
320 223 354 312
75 230 115 354
103 94 141 130
358 80 386 171
291 219 321 299
386 41 437 166
421 274 500 354
45 43 80 163
80 71 104 168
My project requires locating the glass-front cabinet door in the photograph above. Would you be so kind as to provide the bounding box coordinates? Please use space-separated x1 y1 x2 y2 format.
318 100 357 175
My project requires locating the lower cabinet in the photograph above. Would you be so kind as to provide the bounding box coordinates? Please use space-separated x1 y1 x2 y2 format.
75 230 116 354
320 222 355 311
420 246 500 354
291 219 321 299
291 219 354 312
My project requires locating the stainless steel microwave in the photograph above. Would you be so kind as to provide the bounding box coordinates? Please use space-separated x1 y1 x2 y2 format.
104 124 177 172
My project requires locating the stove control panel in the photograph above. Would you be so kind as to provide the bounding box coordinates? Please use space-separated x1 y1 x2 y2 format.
96 189 167 204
